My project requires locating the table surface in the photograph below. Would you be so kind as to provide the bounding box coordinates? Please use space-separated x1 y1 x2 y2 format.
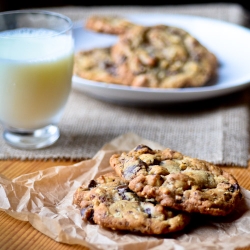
0 160 250 250
0 3 249 249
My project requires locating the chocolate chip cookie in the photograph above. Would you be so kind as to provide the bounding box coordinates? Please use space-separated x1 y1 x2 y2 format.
111 25 217 88
85 15 137 34
73 47 123 84
75 16 218 88
110 145 242 216
73 172 190 235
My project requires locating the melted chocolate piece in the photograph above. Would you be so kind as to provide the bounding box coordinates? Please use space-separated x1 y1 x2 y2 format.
228 183 240 193
88 180 97 189
134 144 153 151
117 184 132 200
123 159 147 180
116 184 129 193
81 206 95 223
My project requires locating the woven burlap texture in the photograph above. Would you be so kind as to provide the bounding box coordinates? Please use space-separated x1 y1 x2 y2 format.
0 4 249 166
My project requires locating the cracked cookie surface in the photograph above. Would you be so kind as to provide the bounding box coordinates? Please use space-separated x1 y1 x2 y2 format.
74 16 218 88
110 145 242 216
73 172 190 235
111 25 217 88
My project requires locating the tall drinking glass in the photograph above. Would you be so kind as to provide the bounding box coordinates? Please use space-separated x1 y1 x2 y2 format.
0 10 74 149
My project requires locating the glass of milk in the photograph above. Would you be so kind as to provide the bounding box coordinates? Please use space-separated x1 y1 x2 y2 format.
0 10 74 149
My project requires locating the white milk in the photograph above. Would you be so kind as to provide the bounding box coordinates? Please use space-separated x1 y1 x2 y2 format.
0 28 74 129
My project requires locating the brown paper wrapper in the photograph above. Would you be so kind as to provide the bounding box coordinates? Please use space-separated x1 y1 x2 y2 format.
0 133 250 250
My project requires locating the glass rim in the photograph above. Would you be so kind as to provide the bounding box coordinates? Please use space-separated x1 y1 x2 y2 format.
0 9 73 34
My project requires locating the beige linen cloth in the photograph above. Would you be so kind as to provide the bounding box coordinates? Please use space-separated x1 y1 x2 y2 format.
0 3 249 166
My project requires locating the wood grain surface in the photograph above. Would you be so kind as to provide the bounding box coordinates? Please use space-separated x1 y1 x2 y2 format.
0 159 250 250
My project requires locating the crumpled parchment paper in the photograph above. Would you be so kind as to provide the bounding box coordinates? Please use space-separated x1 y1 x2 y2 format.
0 133 250 250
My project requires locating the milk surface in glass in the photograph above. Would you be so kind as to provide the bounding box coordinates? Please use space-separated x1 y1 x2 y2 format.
0 28 74 130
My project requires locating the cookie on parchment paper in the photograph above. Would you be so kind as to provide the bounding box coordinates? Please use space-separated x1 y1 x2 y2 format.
73 172 191 235
110 144 242 216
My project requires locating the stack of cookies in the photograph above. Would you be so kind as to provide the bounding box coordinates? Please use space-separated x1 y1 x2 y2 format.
73 144 242 235
74 15 218 88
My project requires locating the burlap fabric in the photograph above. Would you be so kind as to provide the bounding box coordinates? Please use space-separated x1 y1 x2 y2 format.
0 4 249 166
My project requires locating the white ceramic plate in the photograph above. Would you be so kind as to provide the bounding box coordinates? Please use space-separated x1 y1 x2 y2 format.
72 14 250 105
